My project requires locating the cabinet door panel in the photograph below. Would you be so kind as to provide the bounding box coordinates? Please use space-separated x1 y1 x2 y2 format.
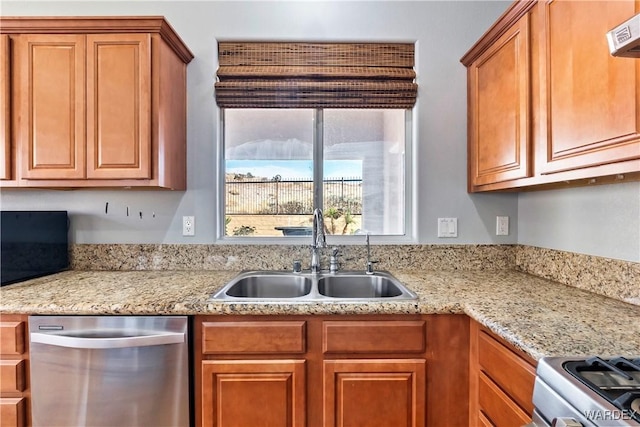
469 15 531 187
86 34 151 179
16 34 85 179
0 398 25 427
1 35 10 180
540 0 640 174
323 359 425 427
201 360 305 427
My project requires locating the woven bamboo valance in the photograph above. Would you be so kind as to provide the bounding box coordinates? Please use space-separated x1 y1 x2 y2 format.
215 42 417 109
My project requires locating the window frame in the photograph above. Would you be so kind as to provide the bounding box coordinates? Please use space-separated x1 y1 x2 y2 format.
216 108 415 244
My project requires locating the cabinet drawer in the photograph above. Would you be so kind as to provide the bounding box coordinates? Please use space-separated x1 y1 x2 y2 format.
323 320 426 354
478 372 530 427
0 322 25 355
0 360 26 393
478 330 535 414
202 321 306 354
478 411 495 427
0 397 25 427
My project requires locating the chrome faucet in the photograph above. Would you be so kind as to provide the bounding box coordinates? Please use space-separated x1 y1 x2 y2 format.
329 247 340 273
310 208 327 273
365 233 377 274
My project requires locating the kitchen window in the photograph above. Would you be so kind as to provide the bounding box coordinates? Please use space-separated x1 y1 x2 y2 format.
221 108 411 238
215 41 417 240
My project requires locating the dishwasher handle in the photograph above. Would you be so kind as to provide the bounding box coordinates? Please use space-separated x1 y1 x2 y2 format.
30 330 185 349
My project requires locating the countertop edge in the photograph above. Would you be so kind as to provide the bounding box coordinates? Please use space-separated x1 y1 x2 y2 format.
1 268 638 361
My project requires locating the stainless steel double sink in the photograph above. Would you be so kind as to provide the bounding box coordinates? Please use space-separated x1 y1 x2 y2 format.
211 270 417 302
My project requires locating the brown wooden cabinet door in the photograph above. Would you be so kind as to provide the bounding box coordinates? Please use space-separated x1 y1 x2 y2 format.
15 34 86 179
201 359 306 427
468 14 531 189
0 398 25 427
86 34 151 179
323 359 425 427
539 0 640 174
1 35 10 181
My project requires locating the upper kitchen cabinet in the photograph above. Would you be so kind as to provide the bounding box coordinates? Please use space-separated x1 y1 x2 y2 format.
462 0 640 192
538 0 640 176
0 17 194 190
13 34 87 181
1 35 10 182
464 8 532 191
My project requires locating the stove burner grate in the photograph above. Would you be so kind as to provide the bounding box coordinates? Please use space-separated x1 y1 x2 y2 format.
564 357 640 423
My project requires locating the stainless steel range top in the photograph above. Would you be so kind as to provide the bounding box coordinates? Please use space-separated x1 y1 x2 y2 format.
532 356 640 427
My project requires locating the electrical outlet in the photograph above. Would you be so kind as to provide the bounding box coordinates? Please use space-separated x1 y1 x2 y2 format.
496 216 509 236
182 216 195 236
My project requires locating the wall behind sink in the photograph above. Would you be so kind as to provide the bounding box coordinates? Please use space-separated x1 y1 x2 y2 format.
1 1 638 264
0 0 516 245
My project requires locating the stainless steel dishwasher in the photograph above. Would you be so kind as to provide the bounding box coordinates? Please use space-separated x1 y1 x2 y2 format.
29 316 189 427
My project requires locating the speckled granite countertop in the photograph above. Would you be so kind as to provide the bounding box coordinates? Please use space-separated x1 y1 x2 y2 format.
1 269 638 360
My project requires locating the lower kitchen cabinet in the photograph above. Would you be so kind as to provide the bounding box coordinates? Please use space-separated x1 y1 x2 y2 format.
201 360 306 427
2 312 523 427
321 319 427 427
0 314 29 427
323 359 425 427
196 318 308 427
195 314 469 427
469 319 536 427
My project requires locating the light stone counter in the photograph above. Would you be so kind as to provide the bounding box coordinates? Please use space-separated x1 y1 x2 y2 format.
1 269 638 361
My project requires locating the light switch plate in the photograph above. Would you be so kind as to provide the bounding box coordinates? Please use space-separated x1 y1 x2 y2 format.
437 218 458 238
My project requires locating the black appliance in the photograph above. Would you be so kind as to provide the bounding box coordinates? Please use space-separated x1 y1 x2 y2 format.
1 211 69 286
530 356 640 426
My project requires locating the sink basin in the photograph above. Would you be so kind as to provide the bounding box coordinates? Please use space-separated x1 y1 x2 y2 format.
211 270 417 301
317 274 406 298
212 272 312 299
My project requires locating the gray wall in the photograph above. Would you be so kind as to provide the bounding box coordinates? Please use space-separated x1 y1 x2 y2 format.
518 182 640 262
1 0 517 245
3 1 638 263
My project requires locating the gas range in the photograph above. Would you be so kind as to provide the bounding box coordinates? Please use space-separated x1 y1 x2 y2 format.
532 356 640 426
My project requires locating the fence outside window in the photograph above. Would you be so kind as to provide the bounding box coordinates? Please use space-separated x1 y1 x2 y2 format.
226 177 363 215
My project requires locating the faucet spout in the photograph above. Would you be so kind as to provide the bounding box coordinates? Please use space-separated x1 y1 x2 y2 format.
365 233 377 274
311 208 327 273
